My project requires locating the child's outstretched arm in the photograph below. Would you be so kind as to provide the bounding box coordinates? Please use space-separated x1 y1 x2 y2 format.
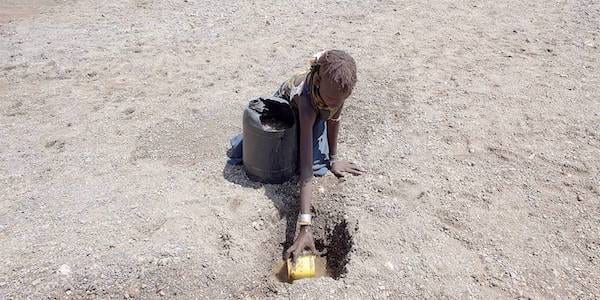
285 95 318 262
327 119 365 177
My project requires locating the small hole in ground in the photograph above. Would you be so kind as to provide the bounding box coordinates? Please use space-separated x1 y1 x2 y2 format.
319 219 354 279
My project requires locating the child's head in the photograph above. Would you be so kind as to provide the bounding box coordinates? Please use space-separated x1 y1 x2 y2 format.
313 50 357 107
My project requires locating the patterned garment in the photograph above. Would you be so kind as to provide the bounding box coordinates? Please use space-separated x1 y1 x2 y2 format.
273 54 344 121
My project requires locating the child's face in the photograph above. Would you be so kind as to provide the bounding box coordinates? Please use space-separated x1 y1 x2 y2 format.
315 72 351 108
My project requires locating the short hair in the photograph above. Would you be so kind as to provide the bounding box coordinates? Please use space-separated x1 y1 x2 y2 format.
317 50 357 93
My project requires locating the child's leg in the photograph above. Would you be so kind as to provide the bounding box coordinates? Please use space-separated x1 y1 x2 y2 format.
226 133 243 165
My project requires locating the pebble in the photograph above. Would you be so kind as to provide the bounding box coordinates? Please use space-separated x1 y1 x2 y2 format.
385 261 395 271
126 287 140 298
252 220 264 230
58 264 71 276
577 194 584 202
158 258 170 266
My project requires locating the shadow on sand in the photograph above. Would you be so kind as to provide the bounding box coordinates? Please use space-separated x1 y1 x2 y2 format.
222 163 299 258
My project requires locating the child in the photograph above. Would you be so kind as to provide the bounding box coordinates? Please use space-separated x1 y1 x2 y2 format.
228 50 365 261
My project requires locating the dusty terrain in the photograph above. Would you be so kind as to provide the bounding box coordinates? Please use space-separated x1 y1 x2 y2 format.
1 0 599 298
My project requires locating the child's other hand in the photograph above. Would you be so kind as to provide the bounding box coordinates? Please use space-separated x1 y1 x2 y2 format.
330 160 365 177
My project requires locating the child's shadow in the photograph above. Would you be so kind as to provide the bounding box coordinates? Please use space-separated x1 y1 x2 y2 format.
222 163 298 259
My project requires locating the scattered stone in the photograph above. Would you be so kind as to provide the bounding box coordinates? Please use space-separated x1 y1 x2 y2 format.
58 264 71 276
252 220 264 230
158 258 170 266
126 286 140 298
385 261 395 271
123 107 135 115
577 194 584 202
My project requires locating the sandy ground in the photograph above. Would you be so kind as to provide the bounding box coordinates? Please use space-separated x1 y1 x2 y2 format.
1 0 599 298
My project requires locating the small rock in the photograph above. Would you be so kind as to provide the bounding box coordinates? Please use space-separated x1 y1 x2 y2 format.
318 186 325 193
158 258 170 266
468 148 475 153
126 286 140 298
123 107 135 115
58 264 71 276
65 289 72 295
252 221 263 230
577 194 584 202
368 207 374 212
158 290 166 296
385 261 395 271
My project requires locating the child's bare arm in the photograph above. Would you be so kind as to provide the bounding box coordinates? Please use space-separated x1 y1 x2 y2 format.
285 95 318 261
298 96 316 215
327 119 365 177
327 119 340 159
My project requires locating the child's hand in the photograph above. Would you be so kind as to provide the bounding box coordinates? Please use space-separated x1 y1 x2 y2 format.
330 160 365 177
285 226 317 263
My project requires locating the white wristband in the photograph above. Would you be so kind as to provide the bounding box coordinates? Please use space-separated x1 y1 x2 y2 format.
298 213 312 225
